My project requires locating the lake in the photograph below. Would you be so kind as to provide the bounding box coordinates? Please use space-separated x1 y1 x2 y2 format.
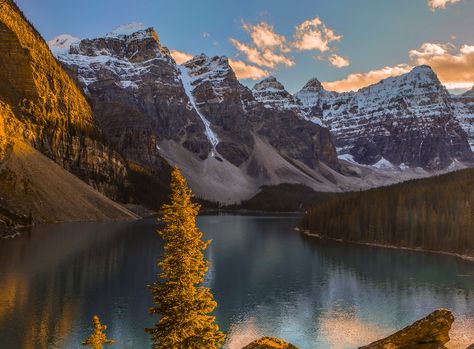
0 214 473 349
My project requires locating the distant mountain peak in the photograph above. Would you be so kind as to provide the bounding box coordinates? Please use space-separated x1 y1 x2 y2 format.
106 23 147 37
252 76 286 92
301 77 324 92
48 34 80 55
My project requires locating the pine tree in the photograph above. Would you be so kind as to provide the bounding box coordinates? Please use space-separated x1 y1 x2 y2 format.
82 315 114 349
146 167 225 349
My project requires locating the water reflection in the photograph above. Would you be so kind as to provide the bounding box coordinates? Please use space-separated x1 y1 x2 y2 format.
0 215 473 349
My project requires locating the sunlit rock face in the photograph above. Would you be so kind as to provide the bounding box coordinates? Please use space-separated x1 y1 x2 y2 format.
0 0 129 201
252 66 474 170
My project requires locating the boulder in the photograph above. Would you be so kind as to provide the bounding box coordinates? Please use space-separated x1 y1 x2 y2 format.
359 309 454 349
242 337 299 349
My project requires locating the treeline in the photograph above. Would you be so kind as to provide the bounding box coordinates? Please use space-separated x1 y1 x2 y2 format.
226 184 336 212
300 169 474 256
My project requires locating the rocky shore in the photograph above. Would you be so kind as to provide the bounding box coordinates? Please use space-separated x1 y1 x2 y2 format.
243 309 472 349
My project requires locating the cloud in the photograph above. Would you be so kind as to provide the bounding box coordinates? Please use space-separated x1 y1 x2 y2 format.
242 22 289 51
170 49 268 80
229 21 294 69
327 54 350 68
322 64 413 92
427 0 462 10
228 59 270 80
292 17 342 52
229 38 294 68
201 32 211 38
409 42 474 90
170 50 193 64
322 41 474 93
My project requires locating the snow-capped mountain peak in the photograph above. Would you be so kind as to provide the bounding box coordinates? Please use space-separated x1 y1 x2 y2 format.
300 77 325 92
48 34 80 55
106 22 147 38
252 76 285 92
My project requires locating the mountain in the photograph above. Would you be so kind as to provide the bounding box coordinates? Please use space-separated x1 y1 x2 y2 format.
253 67 473 170
52 26 351 203
452 86 474 152
0 0 136 232
50 23 474 203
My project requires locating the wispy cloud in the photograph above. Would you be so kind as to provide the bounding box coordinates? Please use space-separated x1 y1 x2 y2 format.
229 21 294 69
170 50 193 64
170 49 269 80
322 41 474 93
327 54 350 68
322 64 413 92
409 42 474 90
229 38 294 68
292 17 342 52
228 59 270 80
229 17 347 71
427 0 462 10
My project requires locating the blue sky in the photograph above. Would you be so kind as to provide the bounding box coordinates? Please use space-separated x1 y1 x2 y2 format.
16 0 474 93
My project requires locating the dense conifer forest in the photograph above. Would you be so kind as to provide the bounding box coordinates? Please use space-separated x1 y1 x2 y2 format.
300 169 474 256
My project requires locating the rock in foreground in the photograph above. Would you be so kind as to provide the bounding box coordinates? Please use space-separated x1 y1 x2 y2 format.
242 337 299 349
359 309 454 349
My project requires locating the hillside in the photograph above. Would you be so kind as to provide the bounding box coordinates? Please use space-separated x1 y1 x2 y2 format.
0 1 138 233
0 0 129 200
300 169 474 257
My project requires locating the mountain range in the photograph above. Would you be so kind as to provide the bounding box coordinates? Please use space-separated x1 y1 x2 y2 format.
49 23 474 201
1 0 473 231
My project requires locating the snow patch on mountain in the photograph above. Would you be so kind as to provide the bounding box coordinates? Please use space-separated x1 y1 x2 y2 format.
252 76 324 125
106 23 147 38
48 34 80 55
178 64 219 151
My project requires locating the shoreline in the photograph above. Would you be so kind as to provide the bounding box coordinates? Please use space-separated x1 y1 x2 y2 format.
297 228 474 262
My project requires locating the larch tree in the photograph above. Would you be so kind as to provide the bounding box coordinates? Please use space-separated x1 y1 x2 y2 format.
146 167 225 349
82 315 114 349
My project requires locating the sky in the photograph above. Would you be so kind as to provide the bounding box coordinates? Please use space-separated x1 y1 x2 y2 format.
15 0 474 93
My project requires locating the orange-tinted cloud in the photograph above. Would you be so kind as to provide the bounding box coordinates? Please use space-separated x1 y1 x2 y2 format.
409 42 474 90
229 21 294 69
322 64 413 92
170 49 269 80
229 38 294 68
228 59 270 80
327 54 350 68
242 22 289 51
292 17 342 52
427 0 462 10
170 49 193 64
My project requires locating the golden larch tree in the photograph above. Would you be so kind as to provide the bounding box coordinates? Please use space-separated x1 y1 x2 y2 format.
146 167 225 349
82 315 114 349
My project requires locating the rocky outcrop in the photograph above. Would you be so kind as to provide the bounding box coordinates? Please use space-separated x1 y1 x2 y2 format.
242 337 299 349
0 0 129 201
359 309 454 349
55 24 210 165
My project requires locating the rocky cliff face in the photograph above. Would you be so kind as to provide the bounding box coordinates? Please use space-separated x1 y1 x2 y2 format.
53 26 343 202
253 67 473 170
0 0 129 201
452 86 474 152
